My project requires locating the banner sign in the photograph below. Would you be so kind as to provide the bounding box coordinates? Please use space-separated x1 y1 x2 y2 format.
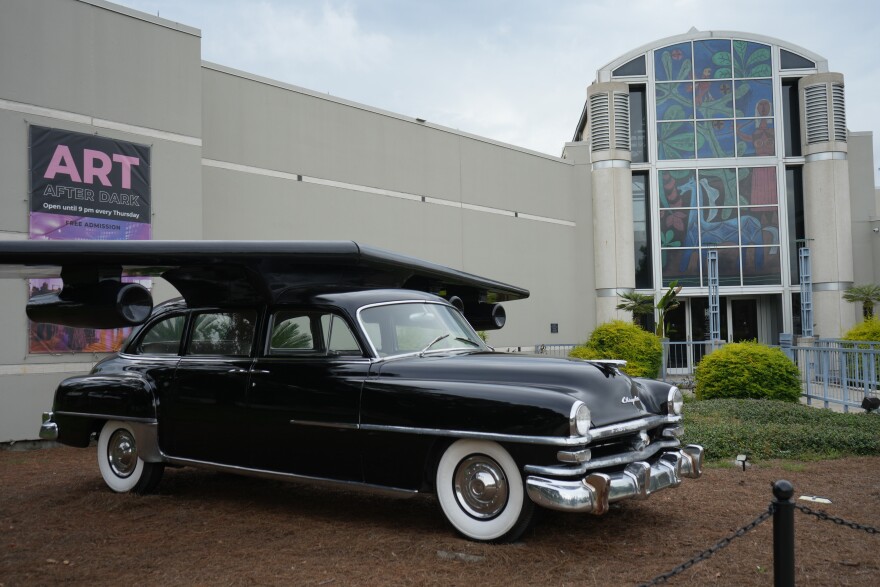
29 125 151 239
27 125 152 353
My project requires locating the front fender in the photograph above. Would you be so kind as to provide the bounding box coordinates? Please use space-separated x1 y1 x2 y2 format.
633 377 678 415
361 379 577 438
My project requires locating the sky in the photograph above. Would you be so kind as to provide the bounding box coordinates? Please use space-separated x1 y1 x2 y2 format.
115 0 879 183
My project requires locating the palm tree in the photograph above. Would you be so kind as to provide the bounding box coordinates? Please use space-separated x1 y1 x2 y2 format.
655 281 682 338
616 291 654 323
843 284 880 319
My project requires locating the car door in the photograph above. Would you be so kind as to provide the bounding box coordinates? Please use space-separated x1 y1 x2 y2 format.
162 308 258 466
248 309 368 480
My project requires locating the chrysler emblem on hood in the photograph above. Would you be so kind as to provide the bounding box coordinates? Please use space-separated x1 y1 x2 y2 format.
621 396 643 408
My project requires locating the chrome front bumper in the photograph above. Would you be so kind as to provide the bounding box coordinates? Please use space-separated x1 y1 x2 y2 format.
40 411 59 441
525 444 704 514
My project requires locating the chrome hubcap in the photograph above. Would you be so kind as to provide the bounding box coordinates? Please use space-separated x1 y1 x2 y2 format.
108 429 137 478
453 455 508 519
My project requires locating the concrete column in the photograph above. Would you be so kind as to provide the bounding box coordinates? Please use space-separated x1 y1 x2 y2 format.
799 73 855 338
587 82 635 324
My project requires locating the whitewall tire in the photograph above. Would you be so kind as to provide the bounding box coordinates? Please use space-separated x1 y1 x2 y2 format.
97 420 164 494
436 439 534 543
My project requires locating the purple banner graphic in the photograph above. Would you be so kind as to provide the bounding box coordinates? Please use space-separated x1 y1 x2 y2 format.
30 125 151 225
28 125 152 354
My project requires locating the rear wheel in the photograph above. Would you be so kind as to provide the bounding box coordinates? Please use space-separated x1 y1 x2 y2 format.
435 439 534 543
97 421 164 494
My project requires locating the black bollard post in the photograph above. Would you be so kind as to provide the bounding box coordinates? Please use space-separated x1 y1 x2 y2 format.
772 480 795 587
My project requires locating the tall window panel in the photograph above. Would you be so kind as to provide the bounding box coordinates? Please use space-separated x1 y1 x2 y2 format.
632 172 653 288
785 166 805 284
629 86 648 163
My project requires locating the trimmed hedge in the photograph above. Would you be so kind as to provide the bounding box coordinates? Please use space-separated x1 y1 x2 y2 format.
569 320 661 378
695 341 800 402
682 398 880 460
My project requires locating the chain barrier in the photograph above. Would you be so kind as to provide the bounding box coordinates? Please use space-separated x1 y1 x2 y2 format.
638 505 774 586
639 499 879 586
795 504 880 534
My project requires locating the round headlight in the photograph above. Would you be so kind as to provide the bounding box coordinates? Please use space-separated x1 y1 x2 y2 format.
668 386 683 415
571 402 591 436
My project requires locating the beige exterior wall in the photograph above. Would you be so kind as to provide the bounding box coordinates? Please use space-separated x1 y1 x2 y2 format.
199 64 590 348
0 0 203 442
848 132 880 285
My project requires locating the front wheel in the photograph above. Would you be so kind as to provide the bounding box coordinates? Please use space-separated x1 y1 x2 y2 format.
97 421 164 494
435 439 534 543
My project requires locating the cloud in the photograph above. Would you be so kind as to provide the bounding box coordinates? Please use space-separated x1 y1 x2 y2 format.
200 1 392 75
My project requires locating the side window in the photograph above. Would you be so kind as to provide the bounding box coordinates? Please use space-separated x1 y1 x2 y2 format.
135 315 185 355
188 311 256 356
320 314 362 356
270 312 315 352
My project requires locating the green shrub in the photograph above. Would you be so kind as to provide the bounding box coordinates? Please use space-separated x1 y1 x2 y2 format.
569 320 661 378
841 318 880 382
843 317 880 342
683 398 880 460
695 341 800 402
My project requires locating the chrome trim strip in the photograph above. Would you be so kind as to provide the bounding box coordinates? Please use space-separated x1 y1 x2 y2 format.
592 160 631 170
804 152 847 162
812 281 855 292
54 411 157 424
164 456 419 497
290 419 359 430
358 423 591 447
524 438 681 477
589 414 680 441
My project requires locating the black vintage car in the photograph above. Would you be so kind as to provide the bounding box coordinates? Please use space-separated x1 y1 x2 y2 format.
1 240 702 543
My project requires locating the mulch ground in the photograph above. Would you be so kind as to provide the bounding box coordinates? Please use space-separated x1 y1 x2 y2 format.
1 446 878 586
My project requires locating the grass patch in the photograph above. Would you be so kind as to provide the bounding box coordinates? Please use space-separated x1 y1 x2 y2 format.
780 461 808 473
682 398 880 462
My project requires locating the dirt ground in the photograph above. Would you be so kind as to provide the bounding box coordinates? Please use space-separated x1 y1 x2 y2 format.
1 446 878 586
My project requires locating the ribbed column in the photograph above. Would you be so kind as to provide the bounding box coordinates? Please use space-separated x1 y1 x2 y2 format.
587 82 635 324
799 72 855 337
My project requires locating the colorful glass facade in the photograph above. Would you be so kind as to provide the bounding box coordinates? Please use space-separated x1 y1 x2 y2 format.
625 37 790 288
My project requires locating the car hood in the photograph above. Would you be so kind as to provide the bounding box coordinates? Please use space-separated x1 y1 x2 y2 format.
372 352 651 427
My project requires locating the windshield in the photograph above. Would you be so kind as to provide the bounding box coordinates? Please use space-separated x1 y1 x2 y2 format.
358 302 489 358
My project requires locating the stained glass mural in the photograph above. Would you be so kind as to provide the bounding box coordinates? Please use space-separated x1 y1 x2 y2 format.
733 41 772 78
693 39 732 79
696 121 736 158
657 121 695 160
653 39 773 161
736 119 775 157
657 166 782 287
654 42 692 81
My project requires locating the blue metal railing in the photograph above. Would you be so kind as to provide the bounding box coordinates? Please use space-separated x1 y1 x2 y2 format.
534 337 880 412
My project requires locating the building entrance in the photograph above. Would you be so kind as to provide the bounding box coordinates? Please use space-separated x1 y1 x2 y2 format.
664 296 775 372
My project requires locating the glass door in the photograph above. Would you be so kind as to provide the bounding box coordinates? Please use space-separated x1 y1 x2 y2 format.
730 298 759 342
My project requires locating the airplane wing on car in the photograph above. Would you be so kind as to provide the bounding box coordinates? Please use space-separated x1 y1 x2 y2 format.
0 240 529 328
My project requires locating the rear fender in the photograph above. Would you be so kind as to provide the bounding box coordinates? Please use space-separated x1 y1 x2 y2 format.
52 374 162 461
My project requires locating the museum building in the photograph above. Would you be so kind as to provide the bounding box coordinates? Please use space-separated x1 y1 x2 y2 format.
1 0 877 441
